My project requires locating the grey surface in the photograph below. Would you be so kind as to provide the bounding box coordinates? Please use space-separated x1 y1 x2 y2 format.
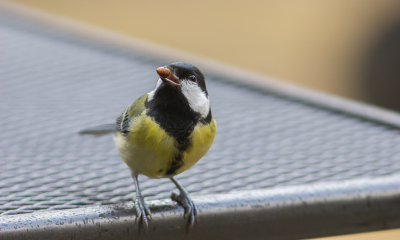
2 175 400 240
1 11 400 218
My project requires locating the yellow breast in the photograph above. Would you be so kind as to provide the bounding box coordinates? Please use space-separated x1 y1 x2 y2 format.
115 114 216 178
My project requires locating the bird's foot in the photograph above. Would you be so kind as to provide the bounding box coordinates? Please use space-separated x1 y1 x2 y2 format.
170 191 198 231
134 195 152 232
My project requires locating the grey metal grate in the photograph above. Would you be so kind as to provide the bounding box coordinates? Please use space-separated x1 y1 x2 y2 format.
1 12 400 217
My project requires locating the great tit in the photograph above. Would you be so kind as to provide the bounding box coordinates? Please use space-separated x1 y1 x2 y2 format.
79 62 217 231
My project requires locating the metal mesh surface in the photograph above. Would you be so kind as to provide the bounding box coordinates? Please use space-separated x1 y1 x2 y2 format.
1 12 400 216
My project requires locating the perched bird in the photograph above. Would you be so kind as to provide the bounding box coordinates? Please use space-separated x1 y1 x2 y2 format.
79 62 217 231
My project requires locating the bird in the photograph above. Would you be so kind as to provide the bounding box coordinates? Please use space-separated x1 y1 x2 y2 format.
79 62 217 232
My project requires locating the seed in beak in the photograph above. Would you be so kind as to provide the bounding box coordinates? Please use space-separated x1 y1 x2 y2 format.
156 67 171 79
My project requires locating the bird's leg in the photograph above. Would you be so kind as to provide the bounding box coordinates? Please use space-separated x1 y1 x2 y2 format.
170 177 198 231
131 172 152 232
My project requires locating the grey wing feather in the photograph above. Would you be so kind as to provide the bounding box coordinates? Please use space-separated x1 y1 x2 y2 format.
116 106 130 136
78 124 117 136
81 94 147 138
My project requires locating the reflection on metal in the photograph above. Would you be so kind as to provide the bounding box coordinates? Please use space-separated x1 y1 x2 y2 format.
1 175 400 240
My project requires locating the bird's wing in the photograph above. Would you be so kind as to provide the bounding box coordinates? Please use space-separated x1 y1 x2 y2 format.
116 106 130 136
116 93 148 137
78 94 148 137
78 124 117 136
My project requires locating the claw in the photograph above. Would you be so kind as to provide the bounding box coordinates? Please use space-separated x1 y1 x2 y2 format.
134 195 152 232
170 191 198 232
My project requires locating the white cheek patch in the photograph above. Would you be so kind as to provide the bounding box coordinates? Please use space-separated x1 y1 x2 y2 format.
147 78 163 102
181 81 210 118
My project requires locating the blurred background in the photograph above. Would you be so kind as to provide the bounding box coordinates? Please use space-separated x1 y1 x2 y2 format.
8 0 400 112
4 0 400 239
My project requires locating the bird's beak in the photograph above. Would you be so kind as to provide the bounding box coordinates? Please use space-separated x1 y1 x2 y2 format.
156 67 181 86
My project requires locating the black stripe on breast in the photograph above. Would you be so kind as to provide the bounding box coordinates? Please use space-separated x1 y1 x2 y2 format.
145 85 203 176
165 110 213 176
165 153 184 176
145 85 200 150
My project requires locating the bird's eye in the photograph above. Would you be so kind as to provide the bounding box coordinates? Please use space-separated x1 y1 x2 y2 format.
189 75 197 82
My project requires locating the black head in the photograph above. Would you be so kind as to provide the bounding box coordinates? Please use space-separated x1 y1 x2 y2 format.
151 62 211 119
157 62 208 96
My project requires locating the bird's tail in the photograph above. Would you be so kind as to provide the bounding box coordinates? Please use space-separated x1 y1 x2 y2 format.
78 124 117 136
